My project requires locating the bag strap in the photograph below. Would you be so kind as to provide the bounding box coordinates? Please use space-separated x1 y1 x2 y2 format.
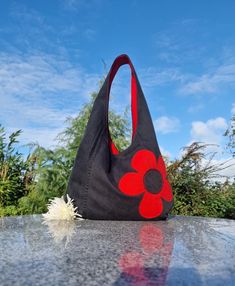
105 54 138 154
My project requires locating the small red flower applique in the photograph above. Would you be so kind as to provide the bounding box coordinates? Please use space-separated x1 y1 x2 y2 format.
118 149 173 219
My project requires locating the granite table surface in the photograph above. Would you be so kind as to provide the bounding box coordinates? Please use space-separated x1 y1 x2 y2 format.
0 215 235 286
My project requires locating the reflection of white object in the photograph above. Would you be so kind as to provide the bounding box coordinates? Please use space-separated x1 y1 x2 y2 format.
42 195 83 221
42 219 78 247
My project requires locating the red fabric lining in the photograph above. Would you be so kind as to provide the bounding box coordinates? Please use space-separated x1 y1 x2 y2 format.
108 55 138 154
110 141 119 155
131 72 137 139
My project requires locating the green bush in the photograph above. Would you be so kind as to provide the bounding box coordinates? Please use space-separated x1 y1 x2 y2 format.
0 205 19 216
168 143 235 219
0 126 35 207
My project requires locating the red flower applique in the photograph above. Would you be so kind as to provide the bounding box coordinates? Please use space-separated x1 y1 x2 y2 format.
118 149 173 219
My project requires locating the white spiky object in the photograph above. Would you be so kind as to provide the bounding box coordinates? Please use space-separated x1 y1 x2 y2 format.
42 194 83 221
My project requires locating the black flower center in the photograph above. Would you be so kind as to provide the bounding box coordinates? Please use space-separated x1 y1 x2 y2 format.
144 169 163 194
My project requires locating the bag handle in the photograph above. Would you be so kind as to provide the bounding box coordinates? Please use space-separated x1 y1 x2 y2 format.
105 54 138 154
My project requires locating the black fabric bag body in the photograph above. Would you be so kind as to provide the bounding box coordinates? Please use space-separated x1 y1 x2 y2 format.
67 54 174 220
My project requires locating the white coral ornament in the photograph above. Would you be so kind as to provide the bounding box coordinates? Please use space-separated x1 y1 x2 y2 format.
42 195 83 221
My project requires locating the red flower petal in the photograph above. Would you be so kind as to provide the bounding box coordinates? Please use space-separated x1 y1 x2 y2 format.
139 192 163 219
131 150 157 175
161 179 173 202
157 156 167 178
118 172 145 196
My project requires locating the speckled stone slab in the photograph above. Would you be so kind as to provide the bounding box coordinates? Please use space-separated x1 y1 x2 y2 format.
0 215 234 285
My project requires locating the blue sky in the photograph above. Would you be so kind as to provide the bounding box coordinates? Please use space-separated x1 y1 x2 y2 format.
0 0 234 176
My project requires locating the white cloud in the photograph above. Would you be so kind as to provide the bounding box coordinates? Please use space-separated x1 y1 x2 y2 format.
201 157 235 182
181 64 235 94
6 126 64 149
159 145 171 159
153 19 205 66
0 53 99 98
182 116 234 182
213 159 235 180
140 67 186 88
0 52 101 148
153 25 235 95
154 116 180 134
177 142 234 182
190 117 228 145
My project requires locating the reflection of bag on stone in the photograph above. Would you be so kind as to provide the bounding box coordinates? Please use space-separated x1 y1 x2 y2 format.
118 223 174 285
66 54 174 220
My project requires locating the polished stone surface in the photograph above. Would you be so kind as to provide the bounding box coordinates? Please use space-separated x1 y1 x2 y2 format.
0 215 235 286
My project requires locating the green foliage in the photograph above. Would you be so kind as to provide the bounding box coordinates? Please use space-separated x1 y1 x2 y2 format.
0 126 35 207
168 143 235 219
15 146 70 214
0 205 19 216
108 107 131 152
18 189 47 214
